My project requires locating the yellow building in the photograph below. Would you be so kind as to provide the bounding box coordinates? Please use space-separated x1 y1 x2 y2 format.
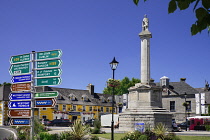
36 84 117 122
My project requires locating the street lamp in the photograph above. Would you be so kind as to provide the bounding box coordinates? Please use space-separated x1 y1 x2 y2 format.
109 57 119 140
184 92 187 131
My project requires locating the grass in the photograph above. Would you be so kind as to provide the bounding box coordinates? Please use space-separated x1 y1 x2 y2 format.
91 133 210 140
178 136 210 140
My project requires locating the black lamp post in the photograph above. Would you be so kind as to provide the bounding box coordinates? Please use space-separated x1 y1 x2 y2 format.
184 92 187 131
109 57 119 140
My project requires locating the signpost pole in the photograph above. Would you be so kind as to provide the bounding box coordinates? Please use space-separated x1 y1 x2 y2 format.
30 51 35 139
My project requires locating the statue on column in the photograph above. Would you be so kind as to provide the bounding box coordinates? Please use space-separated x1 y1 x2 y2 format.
142 15 149 31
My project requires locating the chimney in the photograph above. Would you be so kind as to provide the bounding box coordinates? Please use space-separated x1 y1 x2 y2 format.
160 76 169 87
87 84 94 95
180 78 186 82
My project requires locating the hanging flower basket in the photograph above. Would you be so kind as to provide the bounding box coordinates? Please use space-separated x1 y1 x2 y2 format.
107 79 120 87
182 102 189 107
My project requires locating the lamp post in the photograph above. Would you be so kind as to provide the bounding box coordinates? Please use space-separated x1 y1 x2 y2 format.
109 57 119 140
184 92 187 131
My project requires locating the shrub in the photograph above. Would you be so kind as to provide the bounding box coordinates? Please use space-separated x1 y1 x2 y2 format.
91 119 101 134
90 135 99 140
139 134 148 140
70 119 90 140
120 131 142 140
59 131 73 140
164 132 181 140
205 125 210 131
91 128 100 134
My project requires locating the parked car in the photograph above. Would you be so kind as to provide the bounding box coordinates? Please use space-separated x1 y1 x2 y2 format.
46 119 73 127
177 122 190 129
83 119 95 126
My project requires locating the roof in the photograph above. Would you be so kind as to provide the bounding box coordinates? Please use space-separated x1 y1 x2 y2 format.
35 86 113 106
156 81 198 97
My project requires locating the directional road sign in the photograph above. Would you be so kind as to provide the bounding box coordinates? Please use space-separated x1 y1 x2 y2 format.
11 83 31 92
8 110 31 118
9 62 30 75
9 101 31 109
11 74 31 83
10 53 31 64
35 98 56 108
34 91 59 98
36 49 62 60
9 92 31 101
36 59 62 69
9 118 30 126
36 68 62 77
36 77 62 86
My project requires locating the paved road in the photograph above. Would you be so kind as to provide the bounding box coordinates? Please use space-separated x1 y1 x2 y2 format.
0 126 17 140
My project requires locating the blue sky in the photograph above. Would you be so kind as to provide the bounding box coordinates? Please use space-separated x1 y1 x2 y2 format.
0 1 209 93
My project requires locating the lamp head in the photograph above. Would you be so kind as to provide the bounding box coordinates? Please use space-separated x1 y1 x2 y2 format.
110 57 119 70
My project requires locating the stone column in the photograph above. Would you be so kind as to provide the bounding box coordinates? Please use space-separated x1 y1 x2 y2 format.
139 15 152 85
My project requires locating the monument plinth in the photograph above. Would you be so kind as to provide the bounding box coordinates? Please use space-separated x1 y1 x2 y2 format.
119 15 172 131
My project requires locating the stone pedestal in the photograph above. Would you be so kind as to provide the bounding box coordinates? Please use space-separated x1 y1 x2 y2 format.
119 83 172 131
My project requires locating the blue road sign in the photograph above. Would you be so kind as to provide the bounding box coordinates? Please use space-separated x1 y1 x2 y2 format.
9 92 31 101
11 74 31 83
10 118 30 125
8 101 31 109
36 100 52 106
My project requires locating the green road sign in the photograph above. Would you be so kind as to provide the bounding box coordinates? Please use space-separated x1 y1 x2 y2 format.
36 59 62 69
9 62 30 75
34 91 59 98
36 77 62 86
36 50 62 60
10 54 31 64
36 68 62 77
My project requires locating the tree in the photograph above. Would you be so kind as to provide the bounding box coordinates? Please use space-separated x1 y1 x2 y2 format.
0 82 11 86
103 77 140 95
133 0 210 35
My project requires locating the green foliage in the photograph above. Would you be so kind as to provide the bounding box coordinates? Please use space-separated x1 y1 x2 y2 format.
91 119 101 134
0 82 11 86
133 0 210 35
139 134 148 140
120 131 142 140
90 135 100 140
103 77 140 95
59 131 73 140
37 132 59 140
205 125 210 131
70 119 90 140
153 123 167 139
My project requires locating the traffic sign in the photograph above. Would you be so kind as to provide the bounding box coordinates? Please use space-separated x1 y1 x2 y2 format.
8 101 31 109
10 53 31 64
36 68 62 77
9 118 30 126
11 74 31 83
9 92 31 101
35 98 56 108
9 62 30 75
36 49 62 60
36 77 62 86
36 59 62 69
34 91 59 98
8 110 31 118
11 83 31 92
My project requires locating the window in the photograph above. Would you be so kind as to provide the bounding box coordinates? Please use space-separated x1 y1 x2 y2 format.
63 105 66 111
73 105 76 111
89 106 92 111
83 106 86 111
186 101 191 111
170 101 175 111
42 108 46 110
101 107 103 112
55 105 58 110
69 94 76 101
106 107 109 112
